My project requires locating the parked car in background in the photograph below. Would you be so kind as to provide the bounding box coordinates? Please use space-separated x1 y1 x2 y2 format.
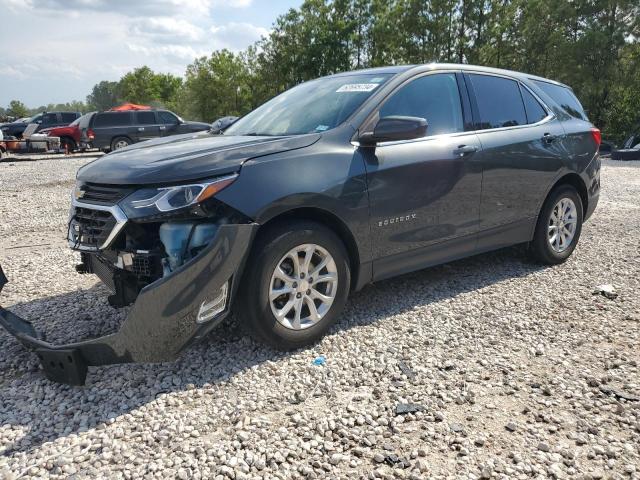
88 109 210 151
0 111 81 139
611 126 640 161
40 112 96 152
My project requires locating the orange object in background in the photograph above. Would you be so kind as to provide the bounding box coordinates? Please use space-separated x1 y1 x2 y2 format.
109 103 151 111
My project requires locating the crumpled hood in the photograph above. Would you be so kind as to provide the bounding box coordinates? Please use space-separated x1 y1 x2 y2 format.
77 132 321 185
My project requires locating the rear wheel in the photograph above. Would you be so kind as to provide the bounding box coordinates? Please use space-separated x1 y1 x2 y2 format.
530 185 583 264
238 220 350 349
111 137 131 151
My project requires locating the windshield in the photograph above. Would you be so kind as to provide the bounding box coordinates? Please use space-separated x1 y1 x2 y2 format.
225 73 393 136
25 114 42 124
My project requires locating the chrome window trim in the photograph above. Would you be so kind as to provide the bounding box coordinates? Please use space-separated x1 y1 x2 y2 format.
68 198 128 251
463 71 556 133
355 69 465 140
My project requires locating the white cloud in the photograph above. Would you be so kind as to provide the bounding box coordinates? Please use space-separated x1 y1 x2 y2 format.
0 66 27 79
130 17 206 43
210 22 269 50
212 0 253 7
0 0 286 106
13 0 215 17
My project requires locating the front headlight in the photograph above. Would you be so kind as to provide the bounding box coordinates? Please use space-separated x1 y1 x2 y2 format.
119 174 237 219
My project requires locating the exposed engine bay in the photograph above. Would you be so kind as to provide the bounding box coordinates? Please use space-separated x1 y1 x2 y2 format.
68 179 250 308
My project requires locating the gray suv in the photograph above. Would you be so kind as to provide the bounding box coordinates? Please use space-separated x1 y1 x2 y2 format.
0 64 601 385
88 109 211 151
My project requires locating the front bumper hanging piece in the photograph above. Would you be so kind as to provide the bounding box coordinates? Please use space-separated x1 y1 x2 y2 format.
0 223 257 386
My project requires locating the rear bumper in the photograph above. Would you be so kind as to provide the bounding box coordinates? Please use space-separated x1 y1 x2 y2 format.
0 223 257 385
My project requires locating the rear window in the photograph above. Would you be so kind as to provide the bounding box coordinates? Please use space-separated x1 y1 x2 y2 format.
468 74 527 129
533 81 587 120
93 112 132 127
61 112 78 123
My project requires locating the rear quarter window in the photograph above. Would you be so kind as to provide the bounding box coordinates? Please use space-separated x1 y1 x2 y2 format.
93 112 132 128
533 81 588 121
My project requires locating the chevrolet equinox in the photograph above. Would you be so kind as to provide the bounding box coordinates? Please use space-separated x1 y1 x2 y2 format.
0 64 601 385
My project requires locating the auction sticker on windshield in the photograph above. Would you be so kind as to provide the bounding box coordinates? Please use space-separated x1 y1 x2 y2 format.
336 83 380 93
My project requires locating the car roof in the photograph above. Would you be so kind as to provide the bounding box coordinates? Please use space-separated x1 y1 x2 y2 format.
331 63 568 88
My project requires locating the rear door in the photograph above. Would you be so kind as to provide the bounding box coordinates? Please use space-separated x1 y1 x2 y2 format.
133 111 161 142
363 71 483 280
464 73 566 250
91 112 132 149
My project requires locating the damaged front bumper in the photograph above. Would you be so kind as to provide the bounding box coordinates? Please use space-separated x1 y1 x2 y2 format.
0 223 257 386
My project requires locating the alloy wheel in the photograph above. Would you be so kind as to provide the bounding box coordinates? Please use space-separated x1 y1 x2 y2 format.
548 197 578 253
269 244 338 330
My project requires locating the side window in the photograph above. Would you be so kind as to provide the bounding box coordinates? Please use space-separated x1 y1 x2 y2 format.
532 80 588 121
379 73 464 137
93 112 131 127
136 111 157 125
41 113 58 125
61 113 78 123
468 74 527 129
521 87 548 124
159 111 179 125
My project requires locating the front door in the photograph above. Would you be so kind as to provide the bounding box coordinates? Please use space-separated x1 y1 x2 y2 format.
362 72 483 281
134 111 161 142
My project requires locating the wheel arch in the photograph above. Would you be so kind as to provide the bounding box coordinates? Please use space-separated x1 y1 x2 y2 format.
255 206 362 291
111 135 132 148
547 173 589 217
59 136 76 148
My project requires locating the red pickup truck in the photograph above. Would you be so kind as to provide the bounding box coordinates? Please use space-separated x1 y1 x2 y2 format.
40 111 96 152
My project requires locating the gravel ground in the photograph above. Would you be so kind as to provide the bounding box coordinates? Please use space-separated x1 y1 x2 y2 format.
0 158 638 480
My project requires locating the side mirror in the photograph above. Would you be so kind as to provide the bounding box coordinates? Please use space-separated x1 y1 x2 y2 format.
359 116 427 146
210 116 239 134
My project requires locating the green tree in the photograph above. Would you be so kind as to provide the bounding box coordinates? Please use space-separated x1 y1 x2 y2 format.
118 66 182 106
178 50 251 122
7 100 29 118
87 81 121 111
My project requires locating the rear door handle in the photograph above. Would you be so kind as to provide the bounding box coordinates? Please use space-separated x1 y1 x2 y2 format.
159 126 166 131
453 145 478 157
542 133 557 144
138 127 145 132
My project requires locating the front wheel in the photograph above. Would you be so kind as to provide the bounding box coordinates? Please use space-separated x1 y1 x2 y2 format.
238 221 350 349
530 185 583 264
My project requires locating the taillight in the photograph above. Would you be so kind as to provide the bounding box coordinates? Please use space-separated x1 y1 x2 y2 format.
590 128 601 147
87 128 95 140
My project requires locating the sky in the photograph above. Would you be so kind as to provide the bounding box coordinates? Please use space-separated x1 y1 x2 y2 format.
0 0 302 107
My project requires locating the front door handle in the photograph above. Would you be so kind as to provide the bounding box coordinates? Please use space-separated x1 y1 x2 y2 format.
138 127 145 132
542 133 557 144
159 126 166 131
453 145 478 157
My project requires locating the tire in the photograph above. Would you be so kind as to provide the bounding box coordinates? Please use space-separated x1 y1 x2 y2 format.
60 137 77 152
111 136 132 151
530 185 583 265
611 149 640 161
238 220 351 350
